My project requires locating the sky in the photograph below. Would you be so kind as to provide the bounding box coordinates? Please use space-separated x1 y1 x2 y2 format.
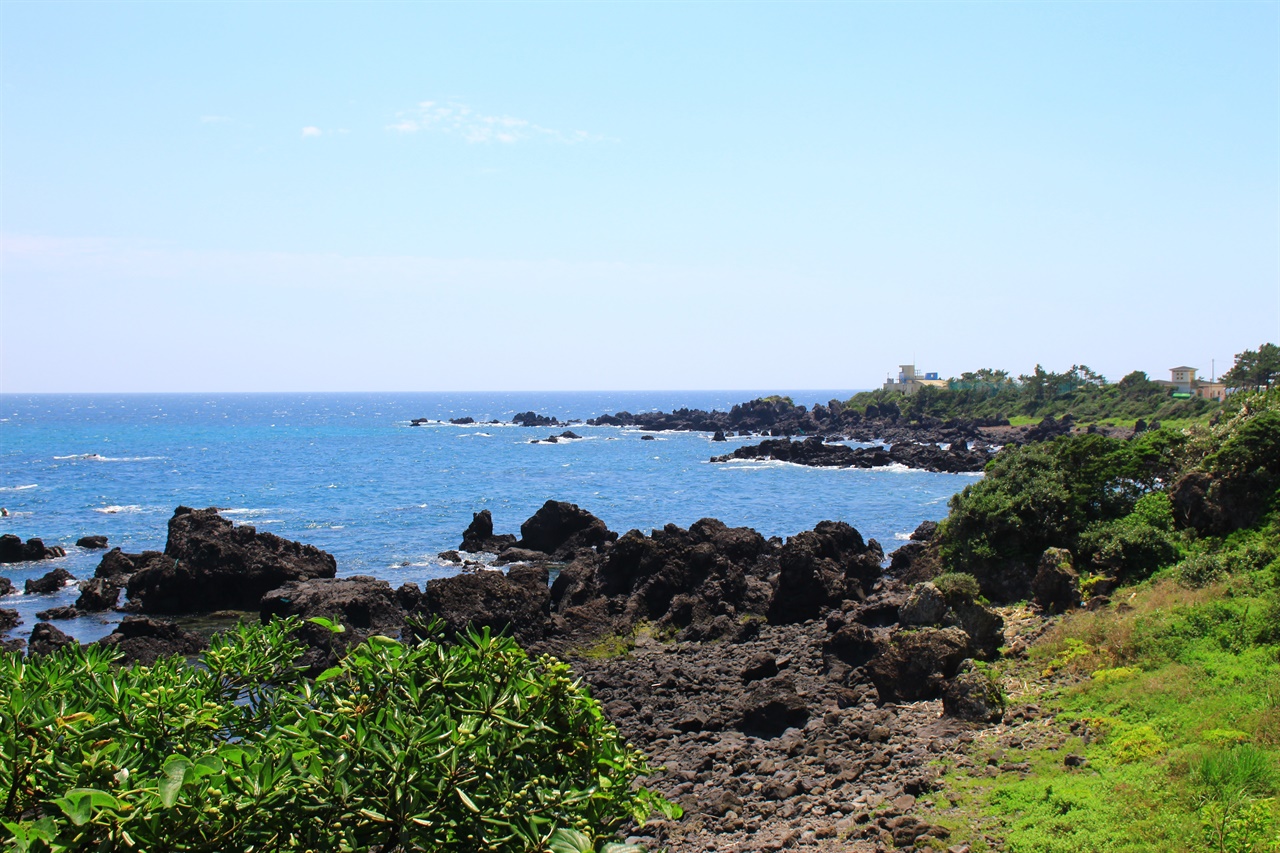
1 1 1276 393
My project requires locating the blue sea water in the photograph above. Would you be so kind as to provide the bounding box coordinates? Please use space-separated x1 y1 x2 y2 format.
0 392 980 643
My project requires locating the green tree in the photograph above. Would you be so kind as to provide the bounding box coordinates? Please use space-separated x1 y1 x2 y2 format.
1222 343 1280 392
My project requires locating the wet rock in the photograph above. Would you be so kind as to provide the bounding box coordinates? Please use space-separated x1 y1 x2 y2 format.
1033 547 1080 613
76 535 109 549
0 608 19 633
25 567 76 595
96 616 206 666
910 521 938 542
868 627 970 703
76 577 121 611
127 506 337 613
0 535 66 564
36 606 79 621
459 509 518 553
0 577 12 597
28 622 75 656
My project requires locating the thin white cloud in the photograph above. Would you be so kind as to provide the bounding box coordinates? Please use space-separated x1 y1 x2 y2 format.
387 100 608 144
301 126 323 138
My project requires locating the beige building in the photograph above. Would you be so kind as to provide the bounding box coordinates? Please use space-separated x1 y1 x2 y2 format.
1160 366 1227 401
883 364 948 396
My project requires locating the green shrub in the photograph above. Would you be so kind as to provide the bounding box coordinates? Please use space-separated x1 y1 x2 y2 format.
932 572 981 604
1177 553 1229 588
0 618 678 852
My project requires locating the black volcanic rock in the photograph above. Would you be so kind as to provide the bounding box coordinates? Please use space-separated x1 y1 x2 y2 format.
0 577 12 597
96 616 206 666
768 522 883 624
518 500 617 559
126 507 336 613
76 577 121 611
37 606 79 621
77 535 109 549
710 436 990 473
553 517 775 638
0 608 19 634
25 567 76 595
0 535 66 564
412 565 551 645
459 510 518 554
513 411 561 427
867 626 971 703
261 575 405 673
28 622 75 656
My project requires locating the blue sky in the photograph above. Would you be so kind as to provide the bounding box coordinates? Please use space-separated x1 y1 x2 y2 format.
1 1 1276 392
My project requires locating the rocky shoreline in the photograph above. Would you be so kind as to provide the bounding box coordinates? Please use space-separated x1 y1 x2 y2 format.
0 499 1073 851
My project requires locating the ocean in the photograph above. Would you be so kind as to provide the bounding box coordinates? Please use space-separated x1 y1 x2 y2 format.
0 391 980 642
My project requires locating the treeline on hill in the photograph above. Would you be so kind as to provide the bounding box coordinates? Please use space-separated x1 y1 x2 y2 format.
925 389 1280 851
847 364 1213 423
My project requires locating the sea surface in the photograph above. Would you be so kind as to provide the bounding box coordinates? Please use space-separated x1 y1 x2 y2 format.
0 392 981 643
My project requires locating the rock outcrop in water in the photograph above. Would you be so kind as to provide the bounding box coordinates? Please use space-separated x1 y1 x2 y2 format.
126 506 337 613
710 436 992 473
0 535 66 564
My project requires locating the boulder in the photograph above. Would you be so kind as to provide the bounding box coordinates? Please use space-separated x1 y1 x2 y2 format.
768 521 883 624
0 608 19 634
36 606 79 621
740 652 780 684
867 627 971 703
261 576 403 634
899 582 947 626
910 520 939 541
96 616 205 666
415 565 551 645
735 676 811 738
0 535 66 564
94 548 162 582
76 577 121 611
518 500 617 558
126 507 337 613
492 548 550 566
459 509 518 554
823 622 883 669
1033 548 1080 614
943 660 1004 722
945 601 1005 660
260 575 405 673
25 567 75 595
76 535 109 549
28 622 75 656
0 577 12 597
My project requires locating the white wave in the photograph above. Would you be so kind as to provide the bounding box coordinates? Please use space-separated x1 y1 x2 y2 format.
93 456 166 463
220 508 272 517
893 532 913 540
95 505 144 514
0 484 37 492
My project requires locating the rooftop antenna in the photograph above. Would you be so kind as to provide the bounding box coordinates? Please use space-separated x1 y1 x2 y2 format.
1212 359 1215 382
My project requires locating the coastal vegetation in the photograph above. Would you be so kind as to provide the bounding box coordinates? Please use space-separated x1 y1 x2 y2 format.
923 388 1280 851
845 363 1217 423
1 618 677 852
